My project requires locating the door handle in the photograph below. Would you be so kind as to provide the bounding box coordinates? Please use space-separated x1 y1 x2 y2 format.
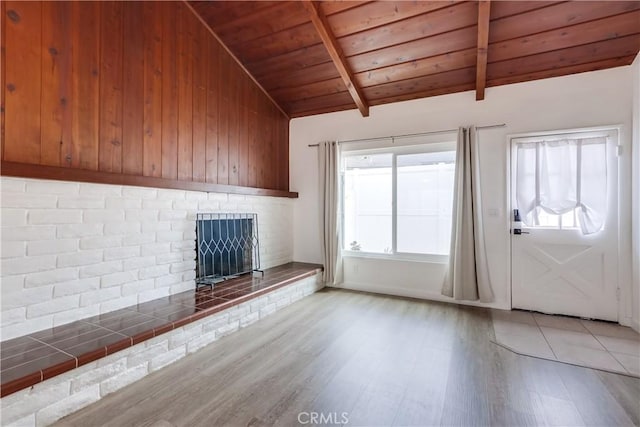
513 229 530 235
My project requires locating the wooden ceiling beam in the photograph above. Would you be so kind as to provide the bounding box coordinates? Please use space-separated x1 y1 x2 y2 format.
301 0 369 117
475 0 491 101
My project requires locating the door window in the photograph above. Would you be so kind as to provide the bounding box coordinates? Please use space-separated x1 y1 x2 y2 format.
515 135 608 234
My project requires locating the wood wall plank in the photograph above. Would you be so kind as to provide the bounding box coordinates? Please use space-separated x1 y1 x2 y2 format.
121 2 144 176
205 34 219 184
161 1 178 180
98 1 123 173
192 21 208 183
0 1 5 159
228 61 240 186
41 1 72 167
282 118 290 190
2 1 291 193
217 51 230 185
143 2 163 177
4 1 42 164
177 5 193 181
247 85 258 188
71 2 100 170
238 75 250 187
257 98 266 189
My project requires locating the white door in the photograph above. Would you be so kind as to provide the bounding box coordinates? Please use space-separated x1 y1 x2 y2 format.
510 128 619 321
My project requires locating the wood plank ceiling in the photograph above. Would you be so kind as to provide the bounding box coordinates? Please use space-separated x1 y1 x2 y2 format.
190 1 640 118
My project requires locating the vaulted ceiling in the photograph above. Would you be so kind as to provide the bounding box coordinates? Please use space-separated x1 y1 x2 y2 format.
190 1 640 118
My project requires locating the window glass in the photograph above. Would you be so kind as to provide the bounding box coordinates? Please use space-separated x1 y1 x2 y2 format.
342 146 455 257
343 153 392 253
515 136 608 233
397 151 455 254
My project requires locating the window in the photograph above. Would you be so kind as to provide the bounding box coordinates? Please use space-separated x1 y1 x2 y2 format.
514 131 610 234
342 143 456 258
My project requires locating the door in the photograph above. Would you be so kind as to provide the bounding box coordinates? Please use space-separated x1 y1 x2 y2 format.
510 129 619 321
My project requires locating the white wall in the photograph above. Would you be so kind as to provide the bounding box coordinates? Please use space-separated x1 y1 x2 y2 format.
632 54 640 332
290 66 634 313
0 177 293 340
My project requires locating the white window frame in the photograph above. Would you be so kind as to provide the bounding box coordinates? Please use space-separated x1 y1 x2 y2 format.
341 139 456 264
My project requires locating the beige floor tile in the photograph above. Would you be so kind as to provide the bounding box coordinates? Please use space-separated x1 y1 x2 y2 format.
595 335 640 356
491 309 536 325
533 313 588 332
552 343 627 374
581 320 640 340
494 331 556 360
610 352 640 376
541 327 606 351
493 319 542 339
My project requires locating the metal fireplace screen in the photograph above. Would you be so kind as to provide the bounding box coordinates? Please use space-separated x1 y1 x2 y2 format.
196 213 260 286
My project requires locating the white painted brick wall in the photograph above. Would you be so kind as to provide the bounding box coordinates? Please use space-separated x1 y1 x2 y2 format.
0 272 321 427
0 177 294 340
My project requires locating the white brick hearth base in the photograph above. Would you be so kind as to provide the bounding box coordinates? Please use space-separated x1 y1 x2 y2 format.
0 273 323 427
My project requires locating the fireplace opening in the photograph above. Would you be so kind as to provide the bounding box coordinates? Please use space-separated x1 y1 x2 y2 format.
195 213 261 287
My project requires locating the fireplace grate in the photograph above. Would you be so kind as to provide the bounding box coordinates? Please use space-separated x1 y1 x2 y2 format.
195 213 261 287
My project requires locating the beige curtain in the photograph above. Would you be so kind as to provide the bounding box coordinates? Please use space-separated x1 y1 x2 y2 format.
318 141 343 285
442 127 494 302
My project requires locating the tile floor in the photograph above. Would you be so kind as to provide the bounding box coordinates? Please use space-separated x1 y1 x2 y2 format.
491 309 640 377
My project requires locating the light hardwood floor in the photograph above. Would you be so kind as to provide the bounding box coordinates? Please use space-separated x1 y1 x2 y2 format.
56 289 640 427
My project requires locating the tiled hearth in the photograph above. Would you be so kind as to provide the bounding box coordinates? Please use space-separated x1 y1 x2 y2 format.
1 263 321 397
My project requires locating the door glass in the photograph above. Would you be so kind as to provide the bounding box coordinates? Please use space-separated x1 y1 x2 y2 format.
515 136 608 234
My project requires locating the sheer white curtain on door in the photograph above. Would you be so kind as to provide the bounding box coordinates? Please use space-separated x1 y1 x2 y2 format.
516 136 608 234
318 141 344 285
442 127 494 302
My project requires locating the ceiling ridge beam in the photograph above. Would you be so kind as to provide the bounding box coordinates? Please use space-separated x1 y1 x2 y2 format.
301 0 370 117
476 0 491 101
183 1 290 119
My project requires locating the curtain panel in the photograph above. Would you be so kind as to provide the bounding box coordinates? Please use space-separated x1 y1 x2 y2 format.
515 136 608 235
442 127 494 302
318 141 344 285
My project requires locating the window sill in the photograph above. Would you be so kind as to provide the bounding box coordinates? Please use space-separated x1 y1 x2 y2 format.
342 250 448 264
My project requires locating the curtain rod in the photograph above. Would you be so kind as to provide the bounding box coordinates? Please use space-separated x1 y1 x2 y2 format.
307 123 506 147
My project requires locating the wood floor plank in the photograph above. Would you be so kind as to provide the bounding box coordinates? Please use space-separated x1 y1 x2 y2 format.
54 290 640 427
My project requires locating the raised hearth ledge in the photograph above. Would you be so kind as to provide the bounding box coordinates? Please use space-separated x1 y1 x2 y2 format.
0 162 299 199
0 263 322 399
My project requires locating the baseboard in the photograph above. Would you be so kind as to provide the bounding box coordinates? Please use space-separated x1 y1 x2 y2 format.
331 281 510 310
631 318 640 333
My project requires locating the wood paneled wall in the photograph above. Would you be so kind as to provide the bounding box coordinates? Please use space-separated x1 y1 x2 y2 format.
1 1 292 195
